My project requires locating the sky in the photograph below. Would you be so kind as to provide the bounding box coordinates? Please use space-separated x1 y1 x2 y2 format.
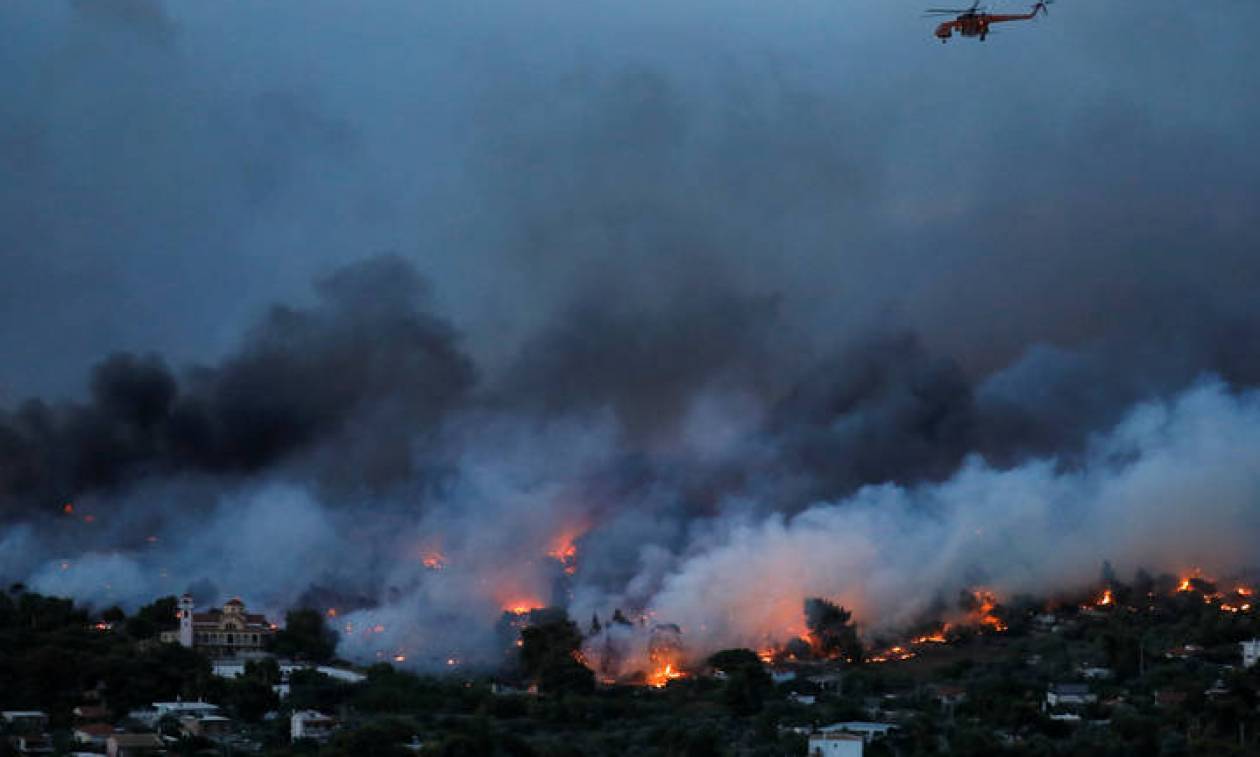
2 0 1259 669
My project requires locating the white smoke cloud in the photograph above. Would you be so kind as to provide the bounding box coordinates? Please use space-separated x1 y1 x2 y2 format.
639 378 1260 658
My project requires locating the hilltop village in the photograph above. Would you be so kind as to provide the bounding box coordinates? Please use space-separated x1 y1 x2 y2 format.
3 569 1260 756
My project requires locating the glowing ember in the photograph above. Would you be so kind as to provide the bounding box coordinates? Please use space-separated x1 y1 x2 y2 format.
1177 577 1194 592
326 608 338 618
757 648 775 664
62 502 74 514
1237 587 1254 597
421 552 446 570
82 514 95 523
394 654 407 663
912 627 949 644
869 645 916 664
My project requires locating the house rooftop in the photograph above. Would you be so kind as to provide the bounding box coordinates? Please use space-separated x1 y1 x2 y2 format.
810 732 864 741
1049 683 1091 694
108 733 164 747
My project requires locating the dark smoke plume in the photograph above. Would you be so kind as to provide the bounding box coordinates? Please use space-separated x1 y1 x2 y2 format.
0 256 473 520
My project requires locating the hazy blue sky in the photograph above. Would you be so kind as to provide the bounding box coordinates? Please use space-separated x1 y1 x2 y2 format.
3 0 1258 400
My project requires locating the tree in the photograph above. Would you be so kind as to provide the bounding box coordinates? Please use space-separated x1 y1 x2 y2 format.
520 617 594 695
708 649 772 716
128 596 179 640
804 597 863 661
270 608 338 662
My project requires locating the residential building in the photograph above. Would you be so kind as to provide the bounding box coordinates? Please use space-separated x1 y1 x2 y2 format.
73 705 109 721
1 712 49 732
73 723 115 747
291 710 335 743
818 722 896 744
12 734 53 755
770 669 797 684
152 701 221 720
1241 638 1260 668
808 732 864 756
1046 683 1096 708
180 714 231 740
106 733 164 757
1078 665 1113 679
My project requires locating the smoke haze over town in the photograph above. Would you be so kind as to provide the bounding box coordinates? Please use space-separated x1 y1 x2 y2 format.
2 0 1260 671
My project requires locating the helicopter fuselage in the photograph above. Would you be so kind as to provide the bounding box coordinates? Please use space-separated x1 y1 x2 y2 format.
934 3 1045 42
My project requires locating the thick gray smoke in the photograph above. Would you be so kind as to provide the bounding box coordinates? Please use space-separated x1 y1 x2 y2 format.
3 0 1260 670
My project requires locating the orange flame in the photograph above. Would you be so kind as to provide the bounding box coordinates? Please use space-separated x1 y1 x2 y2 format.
421 552 446 570
912 627 949 644
869 645 916 664
547 532 581 576
971 590 1008 632
504 600 542 616
1098 588 1114 606
647 662 686 687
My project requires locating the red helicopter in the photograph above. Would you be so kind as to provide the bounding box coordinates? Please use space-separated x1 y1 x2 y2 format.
928 0 1048 42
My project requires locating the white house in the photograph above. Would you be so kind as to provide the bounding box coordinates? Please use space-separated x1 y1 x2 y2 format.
1 711 49 731
808 732 864 756
1046 683 1096 708
291 710 335 743
770 669 798 684
1079 665 1113 680
152 700 221 720
73 723 115 747
1241 639 1260 668
818 722 896 744
212 660 248 678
